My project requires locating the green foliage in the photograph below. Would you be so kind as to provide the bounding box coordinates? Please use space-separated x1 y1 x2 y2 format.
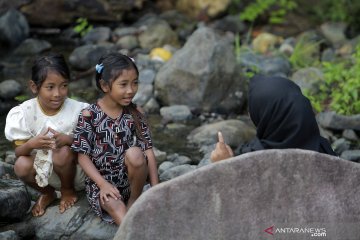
14 95 29 102
73 17 93 37
311 0 350 22
306 44 360 115
289 36 322 70
240 0 297 24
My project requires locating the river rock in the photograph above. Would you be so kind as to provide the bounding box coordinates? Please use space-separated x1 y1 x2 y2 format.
155 27 242 112
0 179 31 221
0 8 29 48
317 111 360 131
115 149 360 240
0 80 22 100
187 119 256 147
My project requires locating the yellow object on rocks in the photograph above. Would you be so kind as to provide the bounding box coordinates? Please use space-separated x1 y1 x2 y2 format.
150 48 173 62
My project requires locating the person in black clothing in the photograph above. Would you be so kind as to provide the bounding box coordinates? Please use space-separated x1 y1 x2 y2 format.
211 75 336 162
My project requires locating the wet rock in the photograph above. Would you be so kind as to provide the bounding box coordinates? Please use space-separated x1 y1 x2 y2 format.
12 38 51 56
0 179 31 221
159 164 196 182
19 0 146 27
158 161 175 175
291 67 324 93
0 80 22 100
0 230 20 240
317 112 360 131
340 150 360 162
187 119 255 147
210 15 246 34
342 129 359 141
133 83 153 106
332 138 351 155
83 27 111 44
0 8 29 48
116 35 139 50
138 19 179 50
139 68 156 84
160 105 192 122
68 44 115 70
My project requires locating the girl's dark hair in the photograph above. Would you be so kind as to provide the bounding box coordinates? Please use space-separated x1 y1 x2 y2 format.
95 52 147 143
95 52 139 92
31 52 70 89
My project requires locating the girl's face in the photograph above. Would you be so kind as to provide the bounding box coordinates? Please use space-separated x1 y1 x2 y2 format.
31 71 69 115
106 68 138 107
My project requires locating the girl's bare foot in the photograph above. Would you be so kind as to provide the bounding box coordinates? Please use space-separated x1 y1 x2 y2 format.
59 188 78 213
32 191 56 217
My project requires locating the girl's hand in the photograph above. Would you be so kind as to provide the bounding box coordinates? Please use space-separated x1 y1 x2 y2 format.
28 131 56 150
98 181 121 205
48 127 72 148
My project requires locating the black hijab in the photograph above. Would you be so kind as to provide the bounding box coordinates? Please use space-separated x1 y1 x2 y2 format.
238 75 336 156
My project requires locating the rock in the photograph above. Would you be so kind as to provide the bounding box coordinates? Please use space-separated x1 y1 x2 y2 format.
0 80 22 100
68 44 115 70
159 164 196 181
138 19 179 50
332 138 351 155
12 38 52 56
317 112 360 131
31 195 118 240
133 83 153 106
187 119 256 147
0 8 29 48
320 22 347 47
158 161 175 175
160 105 192 122
138 68 156 84
19 0 146 27
340 150 360 162
0 179 31 221
116 35 139 50
0 230 20 240
155 27 242 112
115 149 360 240
176 0 231 19
252 32 283 54
342 129 359 141
82 27 111 44
291 67 324 94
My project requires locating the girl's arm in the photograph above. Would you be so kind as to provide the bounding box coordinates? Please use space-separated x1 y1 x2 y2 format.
14 133 55 157
145 148 159 186
78 153 121 204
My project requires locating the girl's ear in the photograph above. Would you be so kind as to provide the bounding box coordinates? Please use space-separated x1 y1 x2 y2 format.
99 79 110 93
29 80 38 94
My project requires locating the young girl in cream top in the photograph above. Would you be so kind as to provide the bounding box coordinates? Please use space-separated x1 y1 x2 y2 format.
5 53 88 217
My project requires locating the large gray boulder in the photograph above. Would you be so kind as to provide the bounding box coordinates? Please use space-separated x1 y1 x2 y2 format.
115 149 360 240
154 27 246 113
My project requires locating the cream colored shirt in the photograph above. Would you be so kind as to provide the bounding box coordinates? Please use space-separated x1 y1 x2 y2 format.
5 97 89 187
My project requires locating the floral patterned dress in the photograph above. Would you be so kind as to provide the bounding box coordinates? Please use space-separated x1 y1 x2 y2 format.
71 103 152 223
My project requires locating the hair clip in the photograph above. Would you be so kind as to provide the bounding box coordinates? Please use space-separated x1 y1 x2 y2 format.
128 56 135 62
95 63 104 73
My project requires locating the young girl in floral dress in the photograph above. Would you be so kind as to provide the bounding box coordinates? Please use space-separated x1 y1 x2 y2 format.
71 52 159 225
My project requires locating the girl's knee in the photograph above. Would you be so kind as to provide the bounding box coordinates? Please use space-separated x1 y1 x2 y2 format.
52 146 75 167
125 147 146 168
14 156 33 178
